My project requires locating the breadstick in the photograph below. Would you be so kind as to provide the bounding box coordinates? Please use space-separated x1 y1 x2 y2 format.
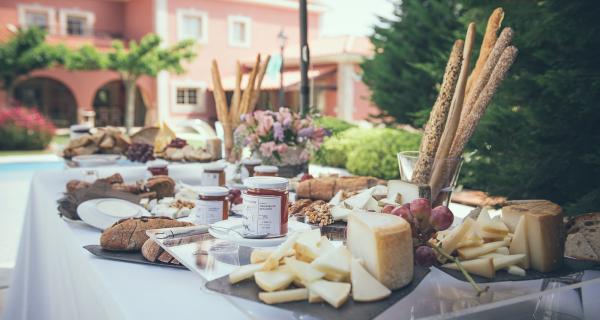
461 28 513 121
465 7 504 97
429 23 476 200
450 46 518 158
239 54 261 117
210 60 228 123
250 55 271 112
230 61 243 123
411 40 463 184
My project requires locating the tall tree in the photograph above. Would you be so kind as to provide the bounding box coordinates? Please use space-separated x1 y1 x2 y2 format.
0 27 66 103
67 34 196 132
361 0 463 126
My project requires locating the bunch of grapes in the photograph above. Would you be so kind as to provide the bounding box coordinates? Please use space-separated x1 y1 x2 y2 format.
382 198 454 267
167 138 187 149
126 143 155 163
227 188 243 205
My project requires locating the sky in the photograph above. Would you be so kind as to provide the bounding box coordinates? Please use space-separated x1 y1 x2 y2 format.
318 0 396 37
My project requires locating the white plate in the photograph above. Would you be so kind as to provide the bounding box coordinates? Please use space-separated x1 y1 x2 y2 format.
72 154 121 167
208 218 312 248
77 198 148 230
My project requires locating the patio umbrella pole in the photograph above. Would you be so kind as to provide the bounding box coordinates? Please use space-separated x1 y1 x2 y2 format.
299 0 310 116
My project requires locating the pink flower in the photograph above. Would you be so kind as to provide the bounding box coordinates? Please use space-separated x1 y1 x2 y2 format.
276 143 288 154
259 141 277 157
256 115 274 136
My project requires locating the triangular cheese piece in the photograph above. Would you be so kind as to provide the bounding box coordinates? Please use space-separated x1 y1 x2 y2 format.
331 206 353 221
309 280 351 308
344 188 374 210
442 257 495 279
312 246 351 276
509 216 530 269
254 269 295 292
492 254 526 271
364 197 381 212
350 259 391 302
285 258 325 283
329 190 344 206
457 240 508 260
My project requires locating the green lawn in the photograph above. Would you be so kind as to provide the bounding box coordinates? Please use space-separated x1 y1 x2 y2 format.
0 134 68 157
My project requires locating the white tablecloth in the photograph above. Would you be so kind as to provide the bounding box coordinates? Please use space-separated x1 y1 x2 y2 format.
3 166 600 320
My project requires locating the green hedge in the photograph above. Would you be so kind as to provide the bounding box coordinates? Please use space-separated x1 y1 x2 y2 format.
314 116 356 136
313 127 421 179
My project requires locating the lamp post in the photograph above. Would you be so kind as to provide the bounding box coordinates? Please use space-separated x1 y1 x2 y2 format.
277 29 287 108
299 0 310 115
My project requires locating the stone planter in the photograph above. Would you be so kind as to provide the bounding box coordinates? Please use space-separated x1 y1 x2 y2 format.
253 146 309 178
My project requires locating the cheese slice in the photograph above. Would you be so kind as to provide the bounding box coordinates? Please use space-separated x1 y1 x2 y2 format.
350 259 391 302
494 247 510 255
308 290 323 303
285 258 325 283
254 269 295 292
387 180 431 204
347 212 413 290
331 206 353 222
293 229 323 262
457 240 508 260
309 280 351 308
263 232 300 270
229 263 264 284
492 254 526 271
442 257 495 279
259 288 309 304
311 246 351 276
344 188 374 210
509 216 530 269
438 218 476 258
329 190 344 206
506 265 526 277
364 197 382 212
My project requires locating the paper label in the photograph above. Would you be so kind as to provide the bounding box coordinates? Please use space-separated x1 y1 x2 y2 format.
242 194 281 235
193 200 224 224
201 172 220 186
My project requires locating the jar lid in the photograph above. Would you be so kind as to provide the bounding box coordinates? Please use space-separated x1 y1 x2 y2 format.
204 162 227 171
146 159 169 168
196 186 229 197
70 124 90 132
254 165 278 173
242 158 262 165
244 176 288 189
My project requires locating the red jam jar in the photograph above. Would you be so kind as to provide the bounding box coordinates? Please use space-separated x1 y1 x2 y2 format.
241 158 262 177
146 159 169 176
254 165 279 177
201 163 227 186
242 176 289 236
193 186 229 224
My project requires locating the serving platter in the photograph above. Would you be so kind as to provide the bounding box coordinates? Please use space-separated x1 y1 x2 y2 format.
84 245 187 269
78 198 148 230
205 266 430 320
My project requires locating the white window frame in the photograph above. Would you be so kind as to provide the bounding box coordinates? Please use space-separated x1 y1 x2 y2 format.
228 15 251 48
17 3 57 34
176 8 208 44
59 8 95 36
171 81 207 113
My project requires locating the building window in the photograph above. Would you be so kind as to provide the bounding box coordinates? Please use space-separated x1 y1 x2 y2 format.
177 9 208 43
176 88 200 106
172 82 206 113
228 16 251 47
59 9 95 36
18 4 56 33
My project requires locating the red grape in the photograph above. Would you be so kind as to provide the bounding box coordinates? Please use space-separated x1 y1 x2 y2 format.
382 204 396 214
126 143 155 163
414 245 436 267
410 198 432 228
167 138 187 149
392 203 412 220
229 188 241 197
430 206 454 231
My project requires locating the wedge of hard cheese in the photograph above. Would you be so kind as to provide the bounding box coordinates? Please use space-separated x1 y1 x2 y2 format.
347 212 413 290
503 200 564 272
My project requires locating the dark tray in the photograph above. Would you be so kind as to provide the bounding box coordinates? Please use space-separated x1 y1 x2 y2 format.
205 265 430 320
84 245 188 270
437 257 600 283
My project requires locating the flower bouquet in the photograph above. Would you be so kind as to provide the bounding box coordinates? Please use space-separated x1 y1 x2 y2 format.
234 108 328 177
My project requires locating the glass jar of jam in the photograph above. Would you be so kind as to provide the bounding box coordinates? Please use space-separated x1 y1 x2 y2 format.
242 177 289 236
201 163 227 186
241 158 262 177
146 159 169 176
193 186 230 225
254 165 279 177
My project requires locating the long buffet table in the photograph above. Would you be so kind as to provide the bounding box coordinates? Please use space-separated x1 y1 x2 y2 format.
3 165 600 320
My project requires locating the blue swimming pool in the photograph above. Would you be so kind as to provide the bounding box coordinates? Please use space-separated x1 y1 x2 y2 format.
0 161 64 172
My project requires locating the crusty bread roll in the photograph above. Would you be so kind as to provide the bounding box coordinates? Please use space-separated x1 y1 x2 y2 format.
296 176 382 201
101 217 191 251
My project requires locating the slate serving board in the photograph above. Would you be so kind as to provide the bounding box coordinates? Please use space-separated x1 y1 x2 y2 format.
84 245 188 269
205 265 430 320
437 257 600 283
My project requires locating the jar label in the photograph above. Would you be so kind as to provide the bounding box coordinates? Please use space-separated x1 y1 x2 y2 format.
242 194 281 235
201 172 220 186
193 200 224 224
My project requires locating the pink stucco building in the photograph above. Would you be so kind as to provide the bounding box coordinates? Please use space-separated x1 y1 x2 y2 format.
0 0 378 128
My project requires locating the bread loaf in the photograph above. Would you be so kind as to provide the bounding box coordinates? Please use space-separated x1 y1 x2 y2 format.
296 176 382 201
144 175 175 199
565 212 600 262
100 217 191 251
141 238 180 264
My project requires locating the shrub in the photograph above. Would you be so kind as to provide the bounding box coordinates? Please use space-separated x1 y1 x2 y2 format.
346 128 421 179
0 107 55 150
314 116 356 136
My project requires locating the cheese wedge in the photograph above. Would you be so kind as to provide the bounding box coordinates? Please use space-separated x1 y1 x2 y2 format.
254 269 295 292
331 206 353 222
347 212 413 290
324 271 347 282
309 280 351 308
229 263 264 284
506 265 526 277
308 290 323 303
251 248 294 264
457 240 508 260
494 247 510 255
285 258 325 283
258 288 309 304
525 205 564 272
329 190 344 206
350 259 391 302
364 197 382 212
509 216 530 269
387 180 431 204
492 254 526 271
482 218 509 234
312 246 352 277
264 233 300 270
442 257 495 279
438 217 476 257
344 188 374 210
294 229 323 262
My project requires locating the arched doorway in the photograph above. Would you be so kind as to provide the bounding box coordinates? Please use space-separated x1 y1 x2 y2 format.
93 80 146 127
14 77 78 127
